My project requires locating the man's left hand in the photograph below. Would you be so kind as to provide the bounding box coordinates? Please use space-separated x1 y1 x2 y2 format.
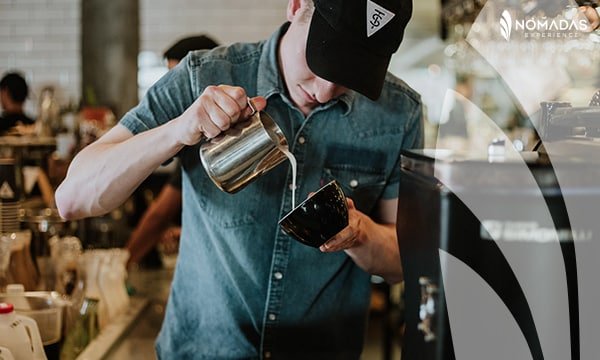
320 198 364 252
580 6 600 32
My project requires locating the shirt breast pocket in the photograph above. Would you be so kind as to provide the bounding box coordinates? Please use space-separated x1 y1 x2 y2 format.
321 165 386 215
186 167 258 228
181 145 259 228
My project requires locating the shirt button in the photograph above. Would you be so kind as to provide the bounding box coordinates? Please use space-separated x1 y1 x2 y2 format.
298 136 306 144
274 272 283 280
264 351 272 359
349 179 359 188
288 183 296 190
268 313 277 321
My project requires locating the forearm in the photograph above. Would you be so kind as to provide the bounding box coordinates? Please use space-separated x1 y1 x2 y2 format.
345 219 402 284
56 121 184 220
126 186 182 266
126 212 171 266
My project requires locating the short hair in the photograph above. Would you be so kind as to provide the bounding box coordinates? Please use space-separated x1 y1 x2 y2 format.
0 72 28 103
163 35 219 62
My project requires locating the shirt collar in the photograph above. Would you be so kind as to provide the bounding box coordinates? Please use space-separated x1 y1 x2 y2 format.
257 22 355 116
256 23 287 100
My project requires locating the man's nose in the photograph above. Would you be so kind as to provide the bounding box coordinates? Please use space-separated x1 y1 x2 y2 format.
314 79 345 103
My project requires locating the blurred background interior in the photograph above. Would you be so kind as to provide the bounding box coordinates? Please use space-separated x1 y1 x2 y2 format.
0 0 598 359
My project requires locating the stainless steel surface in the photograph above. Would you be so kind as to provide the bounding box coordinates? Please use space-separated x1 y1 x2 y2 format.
199 111 288 193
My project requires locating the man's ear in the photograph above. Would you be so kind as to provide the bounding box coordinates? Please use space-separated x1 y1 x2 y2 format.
0 88 7 104
286 0 303 22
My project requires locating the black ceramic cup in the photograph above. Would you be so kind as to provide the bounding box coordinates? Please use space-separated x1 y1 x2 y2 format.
278 180 349 248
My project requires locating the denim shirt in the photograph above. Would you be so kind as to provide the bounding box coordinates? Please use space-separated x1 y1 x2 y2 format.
121 24 422 360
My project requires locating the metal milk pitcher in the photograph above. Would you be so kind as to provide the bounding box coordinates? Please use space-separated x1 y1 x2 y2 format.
199 110 288 194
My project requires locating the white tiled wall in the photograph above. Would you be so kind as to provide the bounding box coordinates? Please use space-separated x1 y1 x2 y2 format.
140 0 287 54
0 0 80 114
0 0 287 115
138 0 287 99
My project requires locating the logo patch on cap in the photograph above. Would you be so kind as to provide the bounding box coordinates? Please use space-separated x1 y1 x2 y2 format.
366 0 396 38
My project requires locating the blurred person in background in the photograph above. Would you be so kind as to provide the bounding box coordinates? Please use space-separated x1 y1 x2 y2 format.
576 3 599 110
579 1 600 31
0 71 55 207
126 35 219 268
0 71 35 134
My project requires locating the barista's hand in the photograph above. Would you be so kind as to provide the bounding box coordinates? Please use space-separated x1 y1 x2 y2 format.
319 196 401 282
320 198 365 252
174 85 267 145
580 6 600 32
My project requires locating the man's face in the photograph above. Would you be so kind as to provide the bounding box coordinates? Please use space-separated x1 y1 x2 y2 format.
279 1 348 116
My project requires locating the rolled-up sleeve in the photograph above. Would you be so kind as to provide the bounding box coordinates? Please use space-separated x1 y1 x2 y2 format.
120 55 197 135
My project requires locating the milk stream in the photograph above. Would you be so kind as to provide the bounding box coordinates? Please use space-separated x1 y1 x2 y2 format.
278 147 297 209
266 124 298 209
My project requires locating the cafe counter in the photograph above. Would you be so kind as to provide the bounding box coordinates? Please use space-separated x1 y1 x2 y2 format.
79 268 173 360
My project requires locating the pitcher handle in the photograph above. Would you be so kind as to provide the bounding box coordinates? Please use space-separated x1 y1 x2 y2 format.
246 97 257 116
17 315 47 360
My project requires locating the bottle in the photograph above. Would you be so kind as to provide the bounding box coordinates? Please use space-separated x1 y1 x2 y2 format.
0 236 11 292
36 87 60 137
60 254 100 360
97 254 117 322
0 346 15 360
59 297 99 360
50 236 82 296
84 251 108 328
4 284 30 310
0 303 47 360
112 249 130 315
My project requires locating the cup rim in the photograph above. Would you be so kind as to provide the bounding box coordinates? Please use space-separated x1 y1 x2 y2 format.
278 180 346 224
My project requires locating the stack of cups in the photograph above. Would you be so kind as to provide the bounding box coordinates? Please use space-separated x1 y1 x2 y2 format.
0 159 20 234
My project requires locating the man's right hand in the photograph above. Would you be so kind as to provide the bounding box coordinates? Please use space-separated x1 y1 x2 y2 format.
56 85 267 220
173 85 267 145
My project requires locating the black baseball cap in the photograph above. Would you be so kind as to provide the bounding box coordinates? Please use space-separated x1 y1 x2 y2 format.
306 0 413 101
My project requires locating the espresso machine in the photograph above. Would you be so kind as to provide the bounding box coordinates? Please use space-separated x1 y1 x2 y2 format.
397 97 600 360
0 159 40 291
